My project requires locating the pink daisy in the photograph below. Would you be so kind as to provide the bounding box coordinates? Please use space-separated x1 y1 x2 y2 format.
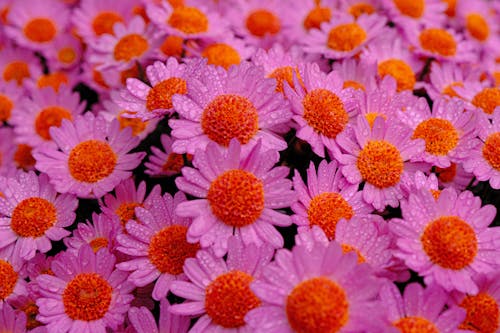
33 113 146 198
338 0 381 19
0 44 43 86
169 236 273 332
390 187 500 294
434 162 475 191
116 191 198 301
128 299 190 333
144 134 188 177
175 139 295 257
23 252 55 281
169 61 292 154
44 34 83 71
36 245 134 333
332 58 378 92
0 302 27 333
454 82 500 116
9 292 45 332
0 251 27 304
381 0 446 27
0 171 77 261
0 81 23 124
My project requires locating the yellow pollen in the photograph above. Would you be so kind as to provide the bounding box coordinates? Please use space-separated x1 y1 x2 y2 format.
168 6 209 34
286 277 349 333
162 153 185 174
341 244 366 263
307 192 354 239
68 140 117 183
3 61 30 85
393 0 424 18
412 118 459 156
148 225 199 275
482 132 500 171
378 59 416 91
0 260 17 300
207 169 264 227
419 29 457 56
268 66 303 93
393 316 439 333
303 89 349 138
357 140 404 188
365 113 387 128
327 23 366 52
0 94 13 122
459 292 499 333
58 47 77 64
11 197 57 237
202 43 241 69
349 3 376 18
14 144 36 170
442 82 463 98
246 9 281 37
89 237 108 253
20 301 42 330
434 163 457 183
146 77 187 111
160 35 184 57
37 72 69 92
35 106 72 140
23 18 57 43
113 34 149 62
63 273 112 321
421 216 477 270
117 111 147 136
205 270 261 328
466 13 489 41
303 6 331 30
343 80 365 91
442 0 456 16
472 87 500 115
92 11 124 36
115 202 142 227
201 94 259 146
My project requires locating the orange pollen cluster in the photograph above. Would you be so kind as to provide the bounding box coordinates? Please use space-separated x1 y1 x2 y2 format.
202 43 241 69
303 89 349 138
23 18 57 43
21 301 42 330
201 94 259 146
89 237 109 253
459 292 499 333
393 316 439 333
37 72 69 92
434 163 457 183
146 77 187 111
482 132 500 171
421 216 477 270
412 118 459 156
168 6 209 34
14 144 36 170
307 192 354 239
0 260 18 300
378 59 416 91
419 29 457 56
113 34 149 62
343 80 365 91
117 111 147 136
472 87 500 115
92 11 124 36
357 140 404 188
205 270 261 328
148 225 199 275
393 0 425 18
115 202 142 227
341 244 366 263
327 23 367 52
268 66 301 93
286 277 349 333
466 13 489 41
58 47 77 64
3 61 30 85
35 106 72 140
68 140 117 183
442 82 463 98
62 273 112 321
160 35 184 57
207 169 264 227
0 94 13 122
246 9 281 37
303 6 332 31
349 3 376 18
162 153 185 174
11 197 57 238
443 0 457 17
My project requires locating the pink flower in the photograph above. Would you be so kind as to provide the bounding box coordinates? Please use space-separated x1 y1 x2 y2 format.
144 134 187 177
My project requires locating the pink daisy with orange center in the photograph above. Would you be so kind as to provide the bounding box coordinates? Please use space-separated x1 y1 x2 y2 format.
144 134 188 177
339 0 380 19
454 81 500 116
44 34 83 71
0 44 43 86
0 252 27 304
332 58 378 92
284 0 337 42
0 81 22 124
381 0 446 27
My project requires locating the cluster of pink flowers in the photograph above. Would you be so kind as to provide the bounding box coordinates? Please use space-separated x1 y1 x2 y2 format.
0 0 499 332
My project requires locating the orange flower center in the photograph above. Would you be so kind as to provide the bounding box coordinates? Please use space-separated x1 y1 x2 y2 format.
303 89 349 139
201 94 259 147
162 153 185 174
117 111 147 136
202 43 241 69
421 216 477 270
286 277 349 333
146 77 187 111
205 270 261 328
442 0 456 16
412 118 459 156
343 80 365 91
472 87 500 115
207 169 264 227
35 106 72 140
0 260 17 300
168 6 208 34
0 94 13 122
92 11 124 36
303 6 331 30
160 35 184 57
307 192 354 239
341 244 366 263
120 65 140 84
442 82 463 98
92 69 109 88
115 202 142 227
68 140 117 183
466 13 489 41
37 72 69 92
20 301 42 330
246 9 281 37
393 0 424 18
434 163 457 183
148 225 200 275
23 18 57 42
357 140 404 188
63 273 112 321
268 66 302 93
14 144 36 170
378 59 416 91
11 197 57 238
113 34 149 62
89 237 109 253
3 61 30 85
482 132 500 171
327 23 366 52
459 292 499 333
419 28 456 56
58 47 77 64
0 6 9 24
393 316 439 333
349 3 376 18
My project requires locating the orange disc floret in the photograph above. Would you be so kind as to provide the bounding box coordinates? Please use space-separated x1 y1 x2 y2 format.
357 140 404 188
434 163 457 183
0 94 13 122
412 118 459 156
393 316 439 333
160 35 184 57
307 192 354 239
443 0 456 16
92 11 124 36
466 13 489 42
68 140 117 183
472 87 500 115
303 89 349 139
62 273 112 321
148 225 200 275
117 111 147 136
303 6 331 31
286 277 349 333
11 197 57 238
113 34 149 62
459 292 499 333
14 144 36 170
393 0 424 18
421 216 477 270
246 9 281 37
207 169 264 227
35 106 72 140
341 244 366 263
268 66 302 93
0 260 18 300
168 6 209 34
349 3 376 18
162 153 185 174
201 94 259 146
205 270 261 328
23 18 57 43
419 29 456 57
115 202 142 227
89 237 109 253
3 61 30 85
146 77 187 111
482 132 500 171
327 23 367 52
37 72 69 92
202 43 241 69
58 47 77 64
378 59 416 91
